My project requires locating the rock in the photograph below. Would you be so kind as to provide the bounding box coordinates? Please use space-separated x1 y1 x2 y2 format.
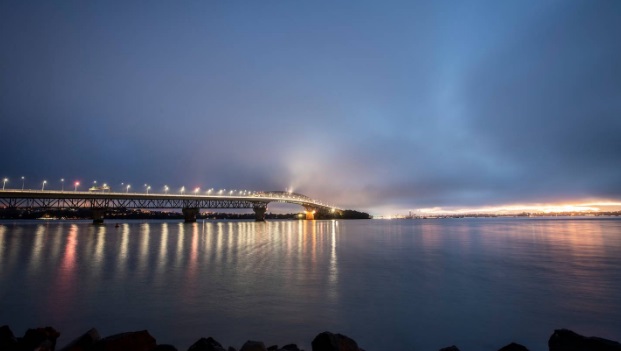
188 337 226 351
280 344 301 351
549 329 621 351
0 325 18 351
20 327 61 351
154 345 179 351
439 346 460 351
311 332 360 351
91 330 156 351
498 342 529 351
240 340 267 351
228 347 238 351
58 328 101 351
268 345 278 351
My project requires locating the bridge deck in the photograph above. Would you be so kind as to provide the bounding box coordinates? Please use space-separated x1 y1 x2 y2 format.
0 190 337 211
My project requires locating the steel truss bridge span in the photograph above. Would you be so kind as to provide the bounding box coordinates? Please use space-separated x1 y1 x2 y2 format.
0 190 339 223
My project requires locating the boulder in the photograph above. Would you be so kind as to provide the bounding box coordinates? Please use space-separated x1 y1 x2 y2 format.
498 342 529 351
240 340 267 351
91 330 156 351
228 347 238 351
280 344 301 351
549 329 621 351
188 337 227 351
311 332 360 351
0 325 18 350
154 345 179 351
58 328 101 351
439 346 460 351
268 345 278 351
20 327 61 351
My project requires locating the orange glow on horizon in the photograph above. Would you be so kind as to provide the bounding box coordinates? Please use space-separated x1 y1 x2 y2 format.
415 200 621 216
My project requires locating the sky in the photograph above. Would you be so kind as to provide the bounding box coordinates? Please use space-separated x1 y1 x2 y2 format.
1 1 620 215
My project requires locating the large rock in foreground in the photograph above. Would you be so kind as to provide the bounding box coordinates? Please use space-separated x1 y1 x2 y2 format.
240 340 267 351
58 328 101 351
311 332 360 351
21 327 61 351
0 325 18 350
91 330 156 351
549 329 621 351
498 342 529 351
188 337 227 351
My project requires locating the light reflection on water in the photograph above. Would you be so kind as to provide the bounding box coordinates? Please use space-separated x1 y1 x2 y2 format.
0 218 620 351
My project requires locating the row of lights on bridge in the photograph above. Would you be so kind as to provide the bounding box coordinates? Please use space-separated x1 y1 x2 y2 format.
3 177 278 197
2 177 333 208
3 177 73 191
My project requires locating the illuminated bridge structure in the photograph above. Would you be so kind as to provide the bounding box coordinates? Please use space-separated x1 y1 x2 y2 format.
0 190 340 223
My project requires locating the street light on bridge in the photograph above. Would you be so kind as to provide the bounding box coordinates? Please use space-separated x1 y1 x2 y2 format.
145 184 151 194
194 187 200 195
74 181 80 191
126 184 131 193
21 176 25 191
181 186 185 195
164 185 169 194
42 180 47 191
2 178 7 190
61 178 64 192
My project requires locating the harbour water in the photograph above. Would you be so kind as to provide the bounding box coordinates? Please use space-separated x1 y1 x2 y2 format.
1 218 620 350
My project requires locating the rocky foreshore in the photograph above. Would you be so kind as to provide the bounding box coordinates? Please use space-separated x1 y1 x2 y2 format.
1 325 620 351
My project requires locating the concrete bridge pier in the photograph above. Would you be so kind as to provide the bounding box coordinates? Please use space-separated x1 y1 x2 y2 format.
182 207 199 223
253 203 267 222
91 208 105 225
303 206 317 220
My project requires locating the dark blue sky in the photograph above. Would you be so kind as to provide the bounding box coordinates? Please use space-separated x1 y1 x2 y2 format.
1 1 620 214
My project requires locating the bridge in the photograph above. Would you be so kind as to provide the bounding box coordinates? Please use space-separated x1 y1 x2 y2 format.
0 189 340 223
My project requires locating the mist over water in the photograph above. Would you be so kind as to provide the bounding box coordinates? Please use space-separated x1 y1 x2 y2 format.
1 218 620 351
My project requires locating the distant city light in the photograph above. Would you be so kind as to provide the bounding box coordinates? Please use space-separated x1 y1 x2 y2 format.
413 201 621 216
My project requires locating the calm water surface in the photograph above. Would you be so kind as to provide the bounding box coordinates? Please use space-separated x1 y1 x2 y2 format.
1 218 620 351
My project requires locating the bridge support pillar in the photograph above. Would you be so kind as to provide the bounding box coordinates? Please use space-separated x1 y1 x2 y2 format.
182 207 199 223
91 208 105 225
303 206 316 220
253 203 267 222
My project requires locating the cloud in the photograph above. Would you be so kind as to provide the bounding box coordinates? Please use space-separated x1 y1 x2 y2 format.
1 1 619 215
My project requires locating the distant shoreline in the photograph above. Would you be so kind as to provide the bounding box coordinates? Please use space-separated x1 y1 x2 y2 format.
377 211 621 220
